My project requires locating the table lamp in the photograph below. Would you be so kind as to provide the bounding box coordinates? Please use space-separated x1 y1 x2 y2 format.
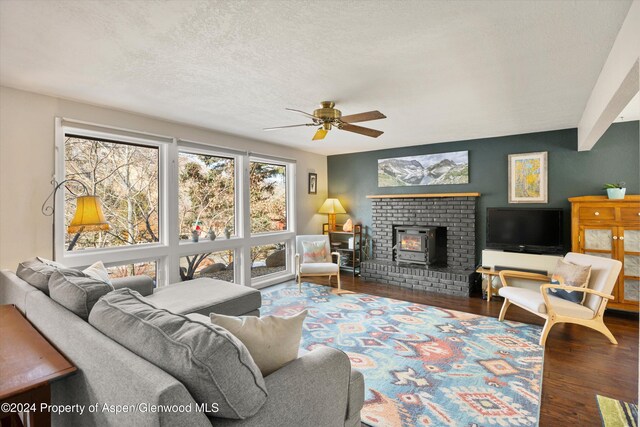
318 198 346 231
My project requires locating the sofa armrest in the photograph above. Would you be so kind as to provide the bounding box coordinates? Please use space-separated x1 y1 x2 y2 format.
214 346 362 426
111 275 154 296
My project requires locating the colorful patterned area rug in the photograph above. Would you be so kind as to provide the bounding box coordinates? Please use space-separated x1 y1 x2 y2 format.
597 395 638 427
260 283 544 427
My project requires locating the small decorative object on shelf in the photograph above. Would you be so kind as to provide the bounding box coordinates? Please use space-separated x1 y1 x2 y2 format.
603 182 626 199
207 229 216 241
224 226 231 239
343 218 353 232
323 222 363 276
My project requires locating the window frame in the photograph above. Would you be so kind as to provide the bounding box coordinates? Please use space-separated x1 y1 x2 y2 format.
54 119 296 288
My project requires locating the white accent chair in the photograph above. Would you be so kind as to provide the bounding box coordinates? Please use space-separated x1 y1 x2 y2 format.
497 252 622 346
295 235 341 292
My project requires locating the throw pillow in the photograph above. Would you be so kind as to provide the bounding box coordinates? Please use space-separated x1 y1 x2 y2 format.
83 261 112 285
89 288 267 419
302 240 330 263
16 257 65 294
210 310 307 376
49 268 114 320
547 259 592 304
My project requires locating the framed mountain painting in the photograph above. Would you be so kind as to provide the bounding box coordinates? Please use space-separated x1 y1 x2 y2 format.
377 151 469 187
508 151 548 203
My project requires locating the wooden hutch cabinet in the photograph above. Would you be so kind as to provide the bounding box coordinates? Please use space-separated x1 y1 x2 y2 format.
569 195 640 312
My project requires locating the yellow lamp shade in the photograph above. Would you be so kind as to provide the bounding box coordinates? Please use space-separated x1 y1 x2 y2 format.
318 198 346 231
318 198 346 214
67 196 110 234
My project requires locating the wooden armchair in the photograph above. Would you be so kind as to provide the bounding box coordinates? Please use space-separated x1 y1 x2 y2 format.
497 253 622 346
295 235 341 292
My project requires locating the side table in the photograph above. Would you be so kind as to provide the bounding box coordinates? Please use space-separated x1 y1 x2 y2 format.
476 267 502 302
0 305 77 426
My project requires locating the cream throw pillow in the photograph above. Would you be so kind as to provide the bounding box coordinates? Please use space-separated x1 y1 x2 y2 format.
302 240 330 263
83 261 112 285
210 310 307 376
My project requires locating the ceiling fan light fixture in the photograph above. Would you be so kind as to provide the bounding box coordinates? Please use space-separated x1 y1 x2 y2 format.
266 101 385 141
312 128 328 141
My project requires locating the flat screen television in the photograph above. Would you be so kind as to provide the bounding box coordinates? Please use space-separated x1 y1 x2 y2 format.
486 208 564 254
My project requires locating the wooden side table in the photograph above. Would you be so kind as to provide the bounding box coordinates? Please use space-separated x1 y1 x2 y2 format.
476 267 501 301
0 305 76 426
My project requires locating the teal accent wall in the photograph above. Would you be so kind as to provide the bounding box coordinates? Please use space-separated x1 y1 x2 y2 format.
327 121 639 262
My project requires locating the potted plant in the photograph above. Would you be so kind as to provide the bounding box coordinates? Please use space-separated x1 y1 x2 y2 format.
206 228 216 241
191 225 202 242
603 181 626 199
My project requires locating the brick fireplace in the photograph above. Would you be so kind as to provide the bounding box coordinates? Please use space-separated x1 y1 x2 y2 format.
361 193 478 296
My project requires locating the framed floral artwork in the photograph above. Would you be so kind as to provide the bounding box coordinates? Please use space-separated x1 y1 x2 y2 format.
508 151 548 203
308 173 317 194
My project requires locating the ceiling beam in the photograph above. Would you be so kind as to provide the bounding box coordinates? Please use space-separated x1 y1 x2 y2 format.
578 0 640 152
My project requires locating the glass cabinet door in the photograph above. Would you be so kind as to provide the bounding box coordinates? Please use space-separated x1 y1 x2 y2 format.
581 226 614 258
621 228 640 304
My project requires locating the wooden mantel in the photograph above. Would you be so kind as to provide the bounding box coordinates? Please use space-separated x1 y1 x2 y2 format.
366 192 481 199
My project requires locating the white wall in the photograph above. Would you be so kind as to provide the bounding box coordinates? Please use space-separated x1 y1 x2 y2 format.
0 86 328 270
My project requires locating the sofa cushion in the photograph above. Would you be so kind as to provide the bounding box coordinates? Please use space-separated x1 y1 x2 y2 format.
16 257 65 294
547 259 592 303
49 268 114 320
209 310 307 376
88 288 267 419
146 278 261 316
302 240 331 263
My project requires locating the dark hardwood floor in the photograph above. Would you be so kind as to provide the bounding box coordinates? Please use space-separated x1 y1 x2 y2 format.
299 275 639 426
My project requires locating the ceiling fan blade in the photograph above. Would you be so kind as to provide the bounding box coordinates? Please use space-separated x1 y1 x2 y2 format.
264 123 314 131
285 108 317 120
340 124 384 138
340 110 386 123
312 128 328 141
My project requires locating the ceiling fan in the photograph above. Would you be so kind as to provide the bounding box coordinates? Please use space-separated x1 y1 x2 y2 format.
264 101 386 141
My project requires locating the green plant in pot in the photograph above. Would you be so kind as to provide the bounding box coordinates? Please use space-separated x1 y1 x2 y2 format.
603 181 626 199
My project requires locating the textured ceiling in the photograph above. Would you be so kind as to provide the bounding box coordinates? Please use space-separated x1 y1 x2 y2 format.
0 0 632 155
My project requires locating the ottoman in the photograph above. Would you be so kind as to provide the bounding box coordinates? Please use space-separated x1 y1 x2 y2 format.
146 278 261 317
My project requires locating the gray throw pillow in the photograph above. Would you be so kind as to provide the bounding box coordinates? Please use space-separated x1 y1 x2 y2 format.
88 288 267 419
16 257 65 294
49 269 114 320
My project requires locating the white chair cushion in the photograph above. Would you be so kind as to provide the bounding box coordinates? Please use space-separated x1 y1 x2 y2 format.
498 286 595 320
299 262 339 274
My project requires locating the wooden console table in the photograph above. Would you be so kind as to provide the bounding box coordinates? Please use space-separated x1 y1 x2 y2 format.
0 305 76 426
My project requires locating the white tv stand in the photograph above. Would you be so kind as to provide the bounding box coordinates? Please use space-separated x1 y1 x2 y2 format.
481 249 563 274
480 249 563 298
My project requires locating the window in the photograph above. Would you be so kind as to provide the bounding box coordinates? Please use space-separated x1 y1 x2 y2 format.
57 120 295 287
179 250 234 283
106 261 158 284
178 152 235 240
64 135 159 250
250 161 287 234
251 242 287 278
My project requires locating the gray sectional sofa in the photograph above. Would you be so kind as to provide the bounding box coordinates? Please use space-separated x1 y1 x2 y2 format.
0 269 364 427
